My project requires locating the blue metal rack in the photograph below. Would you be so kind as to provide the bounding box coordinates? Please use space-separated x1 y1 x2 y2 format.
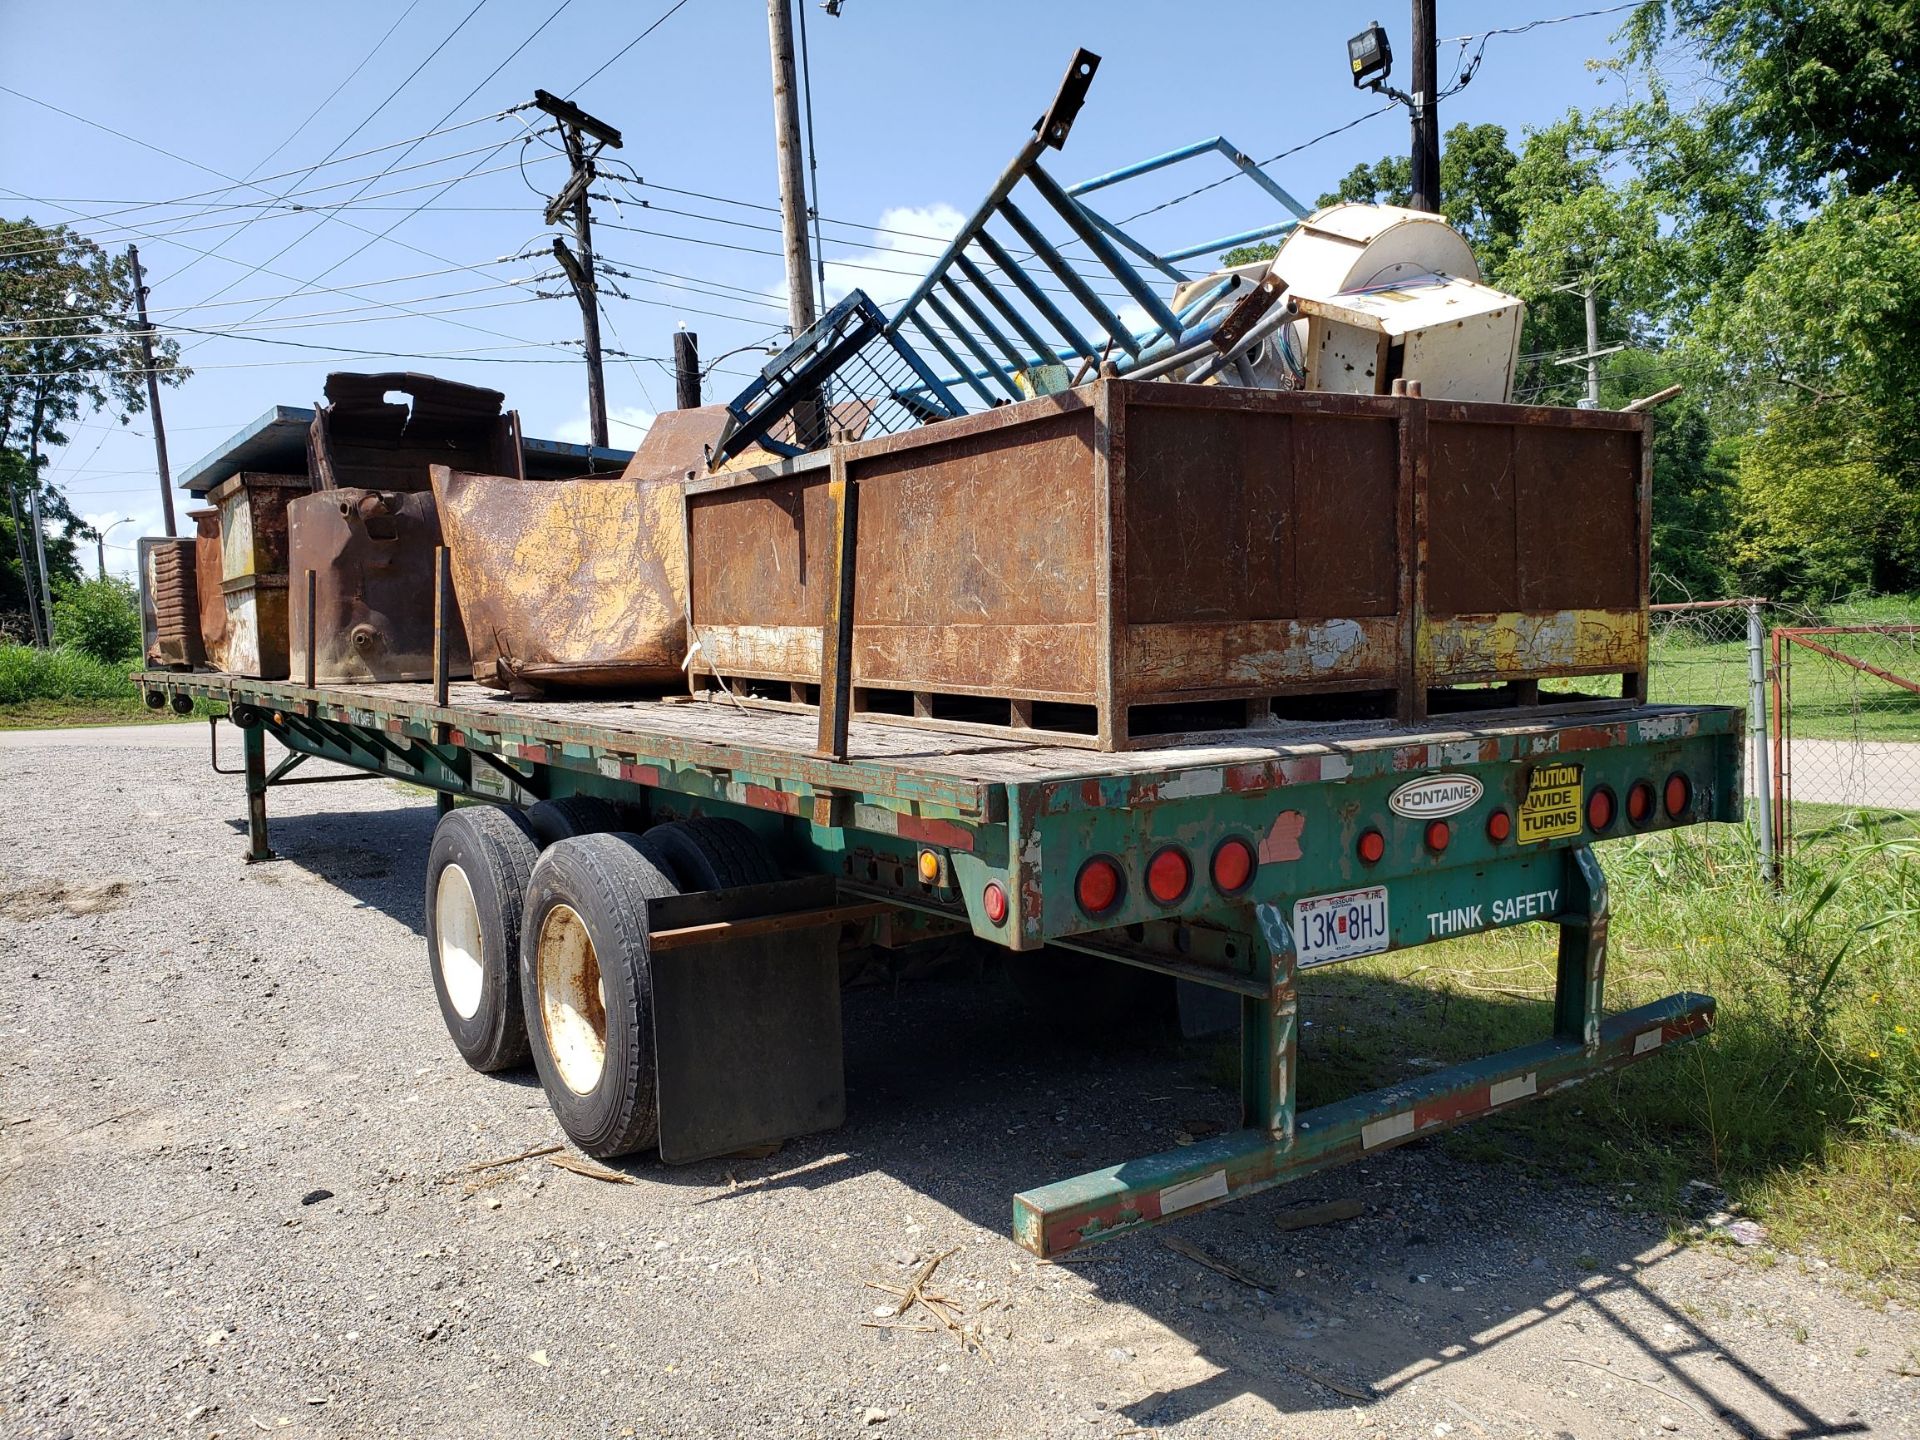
710 49 1309 468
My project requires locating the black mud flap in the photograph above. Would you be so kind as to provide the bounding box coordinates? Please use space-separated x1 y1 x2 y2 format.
648 879 846 1164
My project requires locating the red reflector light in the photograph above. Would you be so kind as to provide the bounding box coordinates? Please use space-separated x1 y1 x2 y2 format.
1425 820 1451 854
982 882 1008 926
1146 847 1191 905
1486 809 1512 843
1211 837 1256 895
1627 780 1655 825
1357 829 1385 865
1587 786 1616 832
1076 857 1123 917
1664 773 1691 819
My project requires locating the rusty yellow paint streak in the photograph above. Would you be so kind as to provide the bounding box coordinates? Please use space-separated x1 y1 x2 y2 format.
1419 608 1646 681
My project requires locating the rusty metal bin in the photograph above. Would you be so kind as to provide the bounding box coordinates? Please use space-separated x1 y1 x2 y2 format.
287 488 468 684
431 465 684 693
208 471 310 579
684 379 1650 749
219 574 291 679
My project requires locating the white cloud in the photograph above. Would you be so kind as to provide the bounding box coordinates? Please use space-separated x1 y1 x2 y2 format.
547 403 655 449
766 203 968 315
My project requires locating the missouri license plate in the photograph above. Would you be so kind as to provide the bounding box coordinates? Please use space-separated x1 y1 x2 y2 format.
1293 885 1391 967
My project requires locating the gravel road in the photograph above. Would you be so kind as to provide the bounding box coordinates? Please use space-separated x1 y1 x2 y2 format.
3 723 1916 1439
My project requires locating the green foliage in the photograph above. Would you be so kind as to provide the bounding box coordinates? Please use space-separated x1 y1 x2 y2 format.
1635 0 1920 198
1220 241 1278 268
0 642 135 703
50 575 140 663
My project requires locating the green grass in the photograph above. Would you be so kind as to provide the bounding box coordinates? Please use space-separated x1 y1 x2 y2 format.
1258 815 1920 1301
0 643 212 728
1649 595 1920 740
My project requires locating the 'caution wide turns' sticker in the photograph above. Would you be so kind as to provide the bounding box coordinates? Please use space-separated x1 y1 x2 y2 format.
1517 762 1583 844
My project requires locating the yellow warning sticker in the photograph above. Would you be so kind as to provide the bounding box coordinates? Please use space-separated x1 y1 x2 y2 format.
1517 761 1583 844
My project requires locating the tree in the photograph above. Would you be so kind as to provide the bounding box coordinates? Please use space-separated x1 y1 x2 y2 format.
1630 0 1920 199
0 217 188 639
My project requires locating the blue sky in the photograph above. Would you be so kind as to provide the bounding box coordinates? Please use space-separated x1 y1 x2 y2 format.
1 1 1647 575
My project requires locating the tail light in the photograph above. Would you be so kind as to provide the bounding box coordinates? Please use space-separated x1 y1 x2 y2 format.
1664 773 1692 819
1587 786 1616 832
1357 829 1386 865
1211 837 1256 895
1076 857 1124 918
1486 809 1512 843
1627 780 1656 826
1425 820 1451 854
1146 847 1192 906
982 882 1009 926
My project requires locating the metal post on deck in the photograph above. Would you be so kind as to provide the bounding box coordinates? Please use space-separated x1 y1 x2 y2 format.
1746 599 1777 886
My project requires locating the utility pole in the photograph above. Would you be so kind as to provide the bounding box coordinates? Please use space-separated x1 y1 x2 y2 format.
534 89 623 451
1408 0 1440 213
1582 284 1602 408
767 0 818 340
673 329 701 410
127 246 177 537
26 381 53 645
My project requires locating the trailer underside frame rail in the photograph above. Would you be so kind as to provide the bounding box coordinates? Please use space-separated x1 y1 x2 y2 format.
139 669 1737 1256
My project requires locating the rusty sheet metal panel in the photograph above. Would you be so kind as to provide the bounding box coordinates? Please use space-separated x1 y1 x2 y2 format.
309 372 521 494
432 466 683 693
140 537 203 668
220 574 290 679
190 508 232 671
288 488 466 684
622 405 733 483
689 398 1101 703
1422 404 1648 691
208 471 310 580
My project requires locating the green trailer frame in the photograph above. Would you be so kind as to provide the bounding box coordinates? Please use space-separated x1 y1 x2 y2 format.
137 669 1742 1257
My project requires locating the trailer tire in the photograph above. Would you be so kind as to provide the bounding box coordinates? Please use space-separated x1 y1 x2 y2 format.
520 833 679 1158
526 795 623 847
425 806 540 1072
639 816 780 892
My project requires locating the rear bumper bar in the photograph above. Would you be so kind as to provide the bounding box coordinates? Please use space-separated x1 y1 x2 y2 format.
1013 990 1714 1257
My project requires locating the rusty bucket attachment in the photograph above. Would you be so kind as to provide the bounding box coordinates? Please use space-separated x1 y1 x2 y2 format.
430 464 685 694
310 372 523 493
288 488 469 685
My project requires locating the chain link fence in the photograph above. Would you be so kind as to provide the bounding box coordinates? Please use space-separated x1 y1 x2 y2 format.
1770 617 1920 857
1647 596 1920 869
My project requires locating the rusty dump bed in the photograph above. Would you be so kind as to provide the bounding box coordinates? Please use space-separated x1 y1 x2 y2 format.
152 670 1722 824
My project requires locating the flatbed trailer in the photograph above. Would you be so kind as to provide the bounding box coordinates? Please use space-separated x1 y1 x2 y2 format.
136 668 1741 1257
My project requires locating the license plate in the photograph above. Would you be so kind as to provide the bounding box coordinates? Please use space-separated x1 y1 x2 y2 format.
1293 886 1391 967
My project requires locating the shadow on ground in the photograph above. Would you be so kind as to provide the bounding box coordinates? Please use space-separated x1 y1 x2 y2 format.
247 805 1866 1438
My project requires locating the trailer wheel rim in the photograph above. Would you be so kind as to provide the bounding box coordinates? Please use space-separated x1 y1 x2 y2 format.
434 863 486 1021
536 903 607 1095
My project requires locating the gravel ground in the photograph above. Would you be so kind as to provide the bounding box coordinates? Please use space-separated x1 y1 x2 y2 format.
3 723 1917 1440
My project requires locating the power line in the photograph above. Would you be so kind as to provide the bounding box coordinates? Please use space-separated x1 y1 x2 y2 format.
572 0 696 94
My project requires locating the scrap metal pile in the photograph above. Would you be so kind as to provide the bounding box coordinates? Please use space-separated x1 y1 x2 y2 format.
143 49 1653 755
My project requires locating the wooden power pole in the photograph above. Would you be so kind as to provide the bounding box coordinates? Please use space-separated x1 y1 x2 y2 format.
767 0 818 342
534 89 622 451
673 329 701 410
127 246 178 537
1409 0 1440 213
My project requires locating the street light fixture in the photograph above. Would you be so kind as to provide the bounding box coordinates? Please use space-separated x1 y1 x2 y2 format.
97 515 136 579
1348 21 1392 88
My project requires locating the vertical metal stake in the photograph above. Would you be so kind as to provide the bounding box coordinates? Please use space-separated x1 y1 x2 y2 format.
433 546 452 710
815 448 858 761
1746 600 1776 886
1243 903 1300 1145
303 568 318 690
